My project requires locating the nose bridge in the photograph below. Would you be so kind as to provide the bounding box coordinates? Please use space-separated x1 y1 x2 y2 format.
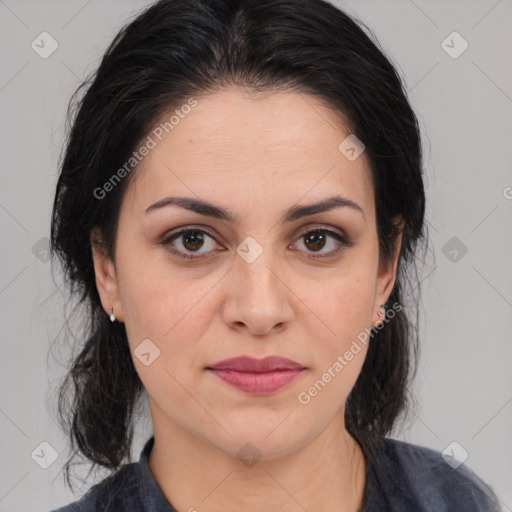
224 233 296 333
235 234 282 303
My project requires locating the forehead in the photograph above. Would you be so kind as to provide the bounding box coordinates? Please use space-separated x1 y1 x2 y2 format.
124 88 374 222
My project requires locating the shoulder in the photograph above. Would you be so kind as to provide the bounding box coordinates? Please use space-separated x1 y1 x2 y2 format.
47 462 142 512
368 437 502 511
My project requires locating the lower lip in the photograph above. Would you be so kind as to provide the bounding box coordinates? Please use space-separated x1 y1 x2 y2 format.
207 368 304 395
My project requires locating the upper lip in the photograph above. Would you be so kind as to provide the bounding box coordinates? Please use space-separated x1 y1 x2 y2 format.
207 356 304 372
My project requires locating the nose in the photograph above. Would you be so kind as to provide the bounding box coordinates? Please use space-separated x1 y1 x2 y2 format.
221 247 295 336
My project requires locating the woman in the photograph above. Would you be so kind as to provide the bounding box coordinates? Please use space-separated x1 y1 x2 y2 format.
48 0 501 510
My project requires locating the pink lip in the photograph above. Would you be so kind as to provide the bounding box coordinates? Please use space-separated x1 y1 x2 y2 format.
207 356 306 395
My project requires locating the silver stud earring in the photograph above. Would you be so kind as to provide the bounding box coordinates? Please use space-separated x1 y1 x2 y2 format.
374 303 386 327
109 306 117 323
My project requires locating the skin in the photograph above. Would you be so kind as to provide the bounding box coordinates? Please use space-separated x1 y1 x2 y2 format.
91 87 402 512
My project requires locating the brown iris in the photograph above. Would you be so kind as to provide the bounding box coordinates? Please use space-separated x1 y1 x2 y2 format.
303 231 326 252
181 230 205 251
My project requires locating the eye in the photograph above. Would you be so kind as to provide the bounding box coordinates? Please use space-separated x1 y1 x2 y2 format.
159 228 222 260
292 228 349 258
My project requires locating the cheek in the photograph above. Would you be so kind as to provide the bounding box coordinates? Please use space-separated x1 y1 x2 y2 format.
295 280 373 414
312 267 376 344
119 265 216 412
117 264 230 396
120 268 216 348
296 262 376 399
114 240 200 349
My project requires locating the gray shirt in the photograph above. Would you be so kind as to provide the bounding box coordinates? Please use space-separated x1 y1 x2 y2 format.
49 436 502 511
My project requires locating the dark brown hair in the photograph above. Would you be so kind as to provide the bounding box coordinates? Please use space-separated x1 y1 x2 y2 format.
49 0 427 493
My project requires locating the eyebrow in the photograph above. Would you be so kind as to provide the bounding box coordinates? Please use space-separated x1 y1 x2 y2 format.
145 194 365 223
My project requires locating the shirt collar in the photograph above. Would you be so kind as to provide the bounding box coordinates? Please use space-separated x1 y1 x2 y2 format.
138 436 179 512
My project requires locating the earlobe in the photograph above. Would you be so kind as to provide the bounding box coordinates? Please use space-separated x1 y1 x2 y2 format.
90 228 122 322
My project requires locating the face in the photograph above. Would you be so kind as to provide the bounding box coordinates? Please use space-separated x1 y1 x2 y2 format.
91 88 400 461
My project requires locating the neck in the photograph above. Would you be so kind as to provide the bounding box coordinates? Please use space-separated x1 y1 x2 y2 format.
148 403 367 512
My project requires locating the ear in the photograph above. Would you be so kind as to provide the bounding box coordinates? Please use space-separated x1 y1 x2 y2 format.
90 227 123 322
372 218 403 326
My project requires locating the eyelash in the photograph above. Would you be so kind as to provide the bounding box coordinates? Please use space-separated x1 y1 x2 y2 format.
159 226 351 260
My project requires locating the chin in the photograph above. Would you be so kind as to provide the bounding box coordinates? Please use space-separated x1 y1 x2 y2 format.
201 417 312 464
215 436 302 465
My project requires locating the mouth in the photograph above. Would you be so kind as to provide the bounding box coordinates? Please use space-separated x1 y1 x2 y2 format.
206 355 306 395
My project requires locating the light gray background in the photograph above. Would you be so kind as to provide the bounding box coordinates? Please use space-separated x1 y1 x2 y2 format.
1 0 511 510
